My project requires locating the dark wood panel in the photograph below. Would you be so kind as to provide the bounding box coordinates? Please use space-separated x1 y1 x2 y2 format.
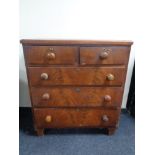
80 46 130 65
20 39 133 46
31 87 123 107
24 46 78 65
33 108 120 128
20 39 133 136
28 67 126 86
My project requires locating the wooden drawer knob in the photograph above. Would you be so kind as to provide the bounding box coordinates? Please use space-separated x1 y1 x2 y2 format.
42 93 50 100
45 115 52 123
102 115 109 122
40 73 48 80
100 51 109 59
47 52 55 60
106 74 115 81
104 95 111 102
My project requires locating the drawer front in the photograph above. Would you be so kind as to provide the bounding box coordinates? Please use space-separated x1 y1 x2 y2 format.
31 87 123 107
24 46 78 65
28 67 126 86
34 108 120 128
80 46 130 65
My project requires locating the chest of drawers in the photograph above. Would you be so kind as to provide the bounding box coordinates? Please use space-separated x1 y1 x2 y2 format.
20 39 133 136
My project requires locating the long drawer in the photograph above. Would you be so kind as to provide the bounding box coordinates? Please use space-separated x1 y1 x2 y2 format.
28 67 126 86
31 87 123 107
33 108 120 128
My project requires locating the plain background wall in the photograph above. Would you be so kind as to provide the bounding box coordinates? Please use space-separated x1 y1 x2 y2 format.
19 0 135 108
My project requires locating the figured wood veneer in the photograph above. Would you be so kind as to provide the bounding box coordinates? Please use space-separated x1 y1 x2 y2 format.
21 39 133 136
31 87 123 107
28 67 126 86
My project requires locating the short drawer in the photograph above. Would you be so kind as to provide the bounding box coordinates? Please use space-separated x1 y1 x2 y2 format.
33 108 120 128
28 67 126 86
80 46 130 65
24 46 78 65
31 87 123 107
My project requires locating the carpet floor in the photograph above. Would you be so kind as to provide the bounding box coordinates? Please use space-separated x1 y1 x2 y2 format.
19 111 135 155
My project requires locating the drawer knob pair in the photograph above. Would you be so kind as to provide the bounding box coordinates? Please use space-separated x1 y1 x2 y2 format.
42 93 50 100
45 115 108 123
40 73 114 81
45 115 52 123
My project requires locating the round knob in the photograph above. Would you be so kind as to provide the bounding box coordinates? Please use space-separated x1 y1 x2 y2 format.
102 115 109 122
100 51 109 59
106 74 115 81
104 95 111 102
42 93 50 100
40 73 48 80
47 52 55 60
45 115 52 123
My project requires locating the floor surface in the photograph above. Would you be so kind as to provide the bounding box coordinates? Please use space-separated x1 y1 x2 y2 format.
19 111 135 155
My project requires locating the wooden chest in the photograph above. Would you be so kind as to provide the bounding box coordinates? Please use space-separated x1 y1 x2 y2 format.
20 40 133 136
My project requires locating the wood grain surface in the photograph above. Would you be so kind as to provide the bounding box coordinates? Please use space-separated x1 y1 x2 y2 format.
80 46 130 65
20 39 133 135
33 108 120 128
24 46 78 65
31 87 123 107
20 39 133 46
28 67 126 86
